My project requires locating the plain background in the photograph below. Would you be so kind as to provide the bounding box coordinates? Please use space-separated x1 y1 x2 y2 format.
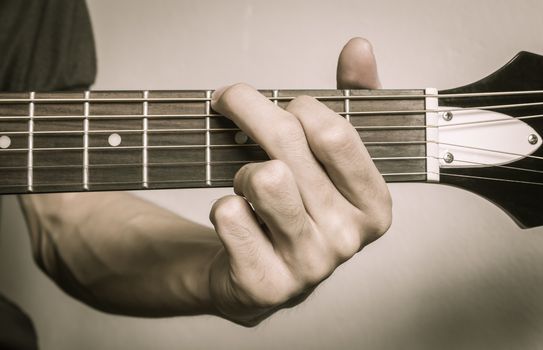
1 0 543 349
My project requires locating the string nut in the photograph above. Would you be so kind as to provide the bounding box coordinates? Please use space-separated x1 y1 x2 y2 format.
528 134 538 145
443 152 454 164
442 111 453 121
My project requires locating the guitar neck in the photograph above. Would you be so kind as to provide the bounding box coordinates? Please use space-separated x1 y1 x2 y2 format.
0 89 430 194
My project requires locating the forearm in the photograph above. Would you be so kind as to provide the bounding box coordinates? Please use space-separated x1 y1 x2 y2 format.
18 192 222 317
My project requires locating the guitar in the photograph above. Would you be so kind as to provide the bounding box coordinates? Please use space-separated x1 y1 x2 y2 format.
0 52 542 228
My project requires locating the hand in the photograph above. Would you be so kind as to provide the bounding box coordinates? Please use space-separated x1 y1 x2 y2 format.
208 37 392 326
18 37 391 324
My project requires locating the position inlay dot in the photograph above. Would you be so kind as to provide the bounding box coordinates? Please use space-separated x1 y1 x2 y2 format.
108 133 122 147
234 131 248 144
0 135 11 149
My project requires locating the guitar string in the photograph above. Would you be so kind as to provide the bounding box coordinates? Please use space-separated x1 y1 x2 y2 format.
0 157 427 171
0 171 542 191
2 89 543 102
0 126 431 135
1 95 541 184
0 172 428 190
1 155 541 175
438 157 543 174
0 148 541 190
0 139 541 163
1 100 543 120
1 112 543 135
436 172 543 186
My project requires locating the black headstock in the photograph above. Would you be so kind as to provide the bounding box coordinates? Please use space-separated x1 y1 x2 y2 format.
439 52 543 229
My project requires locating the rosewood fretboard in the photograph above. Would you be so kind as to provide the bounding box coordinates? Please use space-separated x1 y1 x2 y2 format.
0 89 428 194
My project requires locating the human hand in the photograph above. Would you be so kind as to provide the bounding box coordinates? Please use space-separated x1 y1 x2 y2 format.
208 37 392 326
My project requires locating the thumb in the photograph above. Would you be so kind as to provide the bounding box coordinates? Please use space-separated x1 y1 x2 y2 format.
336 37 381 89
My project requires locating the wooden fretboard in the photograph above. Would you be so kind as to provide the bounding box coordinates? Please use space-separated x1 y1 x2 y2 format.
0 89 428 194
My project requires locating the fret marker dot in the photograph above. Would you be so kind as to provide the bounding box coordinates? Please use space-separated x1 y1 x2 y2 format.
0 135 11 149
108 133 122 147
234 131 248 144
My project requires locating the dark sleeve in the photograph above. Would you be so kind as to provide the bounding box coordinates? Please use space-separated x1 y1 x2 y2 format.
0 0 97 92
0 294 38 350
0 2 96 348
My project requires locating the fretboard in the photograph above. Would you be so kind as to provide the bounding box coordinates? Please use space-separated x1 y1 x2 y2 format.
0 89 428 194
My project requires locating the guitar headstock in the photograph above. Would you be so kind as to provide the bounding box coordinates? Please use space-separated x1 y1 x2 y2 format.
438 52 543 229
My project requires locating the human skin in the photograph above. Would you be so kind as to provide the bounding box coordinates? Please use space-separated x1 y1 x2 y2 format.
18 37 392 326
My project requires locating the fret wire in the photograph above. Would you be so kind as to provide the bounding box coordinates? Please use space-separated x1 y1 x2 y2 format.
142 90 149 188
83 91 90 190
344 89 350 122
27 92 35 192
205 90 212 186
272 90 279 106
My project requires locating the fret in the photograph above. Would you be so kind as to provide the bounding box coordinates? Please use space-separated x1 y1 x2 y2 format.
344 89 351 122
142 90 149 188
349 89 426 182
88 91 143 191
83 91 90 190
277 90 344 112
205 90 212 186
33 92 84 192
0 93 38 191
209 93 270 182
272 90 278 106
147 91 206 189
28 92 35 191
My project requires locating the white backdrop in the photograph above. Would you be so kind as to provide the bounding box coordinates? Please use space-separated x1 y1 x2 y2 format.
1 0 543 349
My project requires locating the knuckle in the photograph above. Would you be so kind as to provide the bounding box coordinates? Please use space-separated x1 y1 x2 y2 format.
293 241 336 286
209 195 247 226
322 212 363 261
233 163 252 193
364 198 393 240
248 160 292 197
333 229 363 261
285 94 317 112
270 115 306 146
314 121 357 155
301 259 333 286
250 290 291 309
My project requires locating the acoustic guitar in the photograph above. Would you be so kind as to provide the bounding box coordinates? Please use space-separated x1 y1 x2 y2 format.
0 52 541 228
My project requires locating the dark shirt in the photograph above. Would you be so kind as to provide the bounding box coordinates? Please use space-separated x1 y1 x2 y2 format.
0 1 97 348
0 0 96 91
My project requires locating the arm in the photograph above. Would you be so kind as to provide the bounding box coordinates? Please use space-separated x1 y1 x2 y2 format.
19 37 391 326
19 191 221 316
